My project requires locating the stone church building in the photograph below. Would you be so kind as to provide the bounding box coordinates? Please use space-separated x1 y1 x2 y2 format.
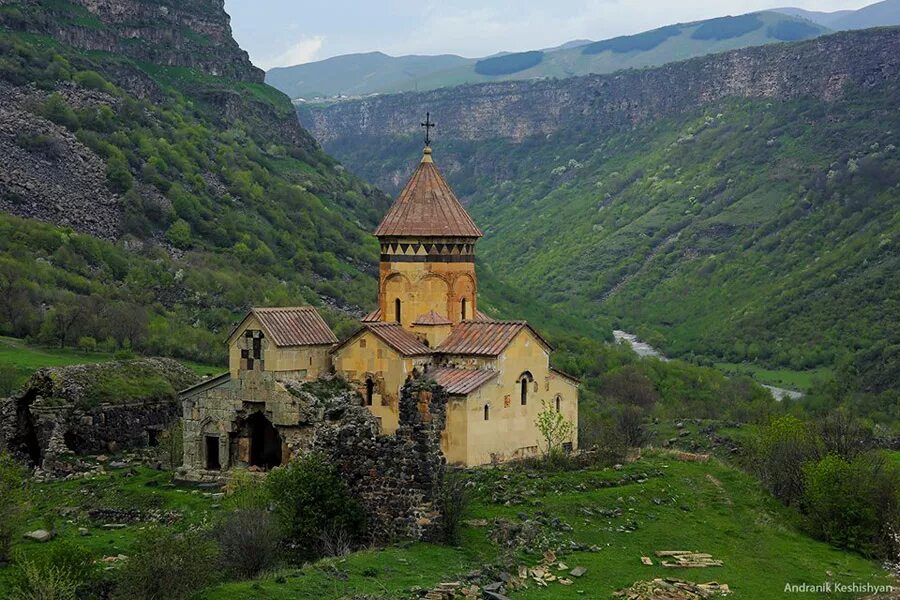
180 145 578 479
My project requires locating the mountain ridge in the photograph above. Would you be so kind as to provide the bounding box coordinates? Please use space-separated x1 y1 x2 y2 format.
268 10 830 99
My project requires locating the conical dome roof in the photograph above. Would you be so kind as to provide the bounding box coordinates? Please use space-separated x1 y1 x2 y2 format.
374 148 483 238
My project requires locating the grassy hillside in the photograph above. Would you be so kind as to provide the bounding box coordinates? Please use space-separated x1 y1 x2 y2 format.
0 2 394 365
268 11 828 99
2 452 892 598
324 85 900 399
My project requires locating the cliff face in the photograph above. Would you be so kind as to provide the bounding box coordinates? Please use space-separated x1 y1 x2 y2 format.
3 0 262 82
302 28 900 147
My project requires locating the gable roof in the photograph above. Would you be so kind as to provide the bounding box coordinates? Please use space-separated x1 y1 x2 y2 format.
228 307 338 347
426 367 497 395
435 320 553 357
412 310 452 326
374 148 483 238
361 308 382 323
333 322 433 358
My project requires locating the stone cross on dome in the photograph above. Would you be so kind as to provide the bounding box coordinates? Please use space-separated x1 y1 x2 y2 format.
421 112 435 147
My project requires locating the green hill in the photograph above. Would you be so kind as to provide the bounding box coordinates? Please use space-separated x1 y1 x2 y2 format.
305 35 900 399
0 0 393 365
267 11 829 99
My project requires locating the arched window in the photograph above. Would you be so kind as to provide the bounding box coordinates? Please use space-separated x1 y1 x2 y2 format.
461 298 467 321
395 298 402 323
484 404 490 421
519 372 533 406
555 395 561 412
365 377 374 406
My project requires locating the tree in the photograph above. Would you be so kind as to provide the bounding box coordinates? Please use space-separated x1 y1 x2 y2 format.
535 399 574 456
749 415 822 507
265 453 364 559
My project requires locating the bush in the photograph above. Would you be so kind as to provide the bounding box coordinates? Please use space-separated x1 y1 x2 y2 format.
616 405 649 448
8 541 98 600
803 453 900 558
802 452 900 558
77 336 97 352
214 508 280 578
749 416 822 506
114 529 218 600
0 453 27 563
435 472 469 545
265 453 364 559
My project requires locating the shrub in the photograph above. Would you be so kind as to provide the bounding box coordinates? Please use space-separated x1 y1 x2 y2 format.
802 452 900 558
8 559 79 600
749 416 822 506
0 452 27 563
165 219 193 249
265 453 364 559
214 508 280 578
535 399 575 456
817 409 872 459
156 420 183 471
114 528 218 600
616 405 649 448
223 468 268 511
39 93 79 130
77 336 97 352
435 472 469 545
8 541 98 600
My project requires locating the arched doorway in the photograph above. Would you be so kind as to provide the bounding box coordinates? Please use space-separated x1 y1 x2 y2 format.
248 412 282 469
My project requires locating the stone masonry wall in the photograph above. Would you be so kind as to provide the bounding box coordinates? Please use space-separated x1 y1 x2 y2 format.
180 374 449 543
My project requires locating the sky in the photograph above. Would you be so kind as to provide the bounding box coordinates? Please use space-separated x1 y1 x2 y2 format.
224 0 876 70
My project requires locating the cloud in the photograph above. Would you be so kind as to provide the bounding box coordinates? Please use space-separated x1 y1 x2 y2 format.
257 35 325 70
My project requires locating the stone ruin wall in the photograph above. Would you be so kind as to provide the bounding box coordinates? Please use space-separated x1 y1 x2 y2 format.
180 371 448 543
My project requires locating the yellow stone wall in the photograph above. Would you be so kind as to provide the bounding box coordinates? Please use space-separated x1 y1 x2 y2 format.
410 323 452 348
227 314 333 379
440 329 579 466
332 329 430 434
378 239 477 327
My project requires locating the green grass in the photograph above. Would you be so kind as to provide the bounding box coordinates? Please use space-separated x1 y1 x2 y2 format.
714 363 832 392
0 336 222 396
1 453 891 598
204 452 890 599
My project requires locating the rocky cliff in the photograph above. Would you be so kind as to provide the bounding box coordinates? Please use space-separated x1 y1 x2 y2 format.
1 0 262 82
302 28 900 147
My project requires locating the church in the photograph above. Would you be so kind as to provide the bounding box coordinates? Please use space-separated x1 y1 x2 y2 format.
179 134 579 477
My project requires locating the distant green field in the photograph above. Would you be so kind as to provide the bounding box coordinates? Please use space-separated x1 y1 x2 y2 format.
714 362 832 392
0 336 222 396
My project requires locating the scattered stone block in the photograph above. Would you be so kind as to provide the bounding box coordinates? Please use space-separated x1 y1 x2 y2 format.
570 566 587 577
23 529 52 542
641 556 653 565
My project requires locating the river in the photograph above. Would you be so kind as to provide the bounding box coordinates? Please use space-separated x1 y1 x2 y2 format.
612 330 803 401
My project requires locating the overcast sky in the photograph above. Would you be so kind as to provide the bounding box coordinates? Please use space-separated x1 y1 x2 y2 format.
224 0 875 70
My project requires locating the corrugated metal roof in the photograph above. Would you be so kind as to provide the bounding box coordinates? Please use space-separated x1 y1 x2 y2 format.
435 320 553 357
362 308 382 323
374 149 483 238
244 307 338 347
412 310 452 326
427 367 497 395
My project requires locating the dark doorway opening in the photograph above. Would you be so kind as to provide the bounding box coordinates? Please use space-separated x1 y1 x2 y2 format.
63 431 77 452
248 412 282 469
365 377 374 406
147 429 159 447
205 436 221 470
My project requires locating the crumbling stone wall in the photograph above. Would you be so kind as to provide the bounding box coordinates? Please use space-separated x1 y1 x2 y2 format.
180 373 448 542
0 358 197 470
313 379 448 542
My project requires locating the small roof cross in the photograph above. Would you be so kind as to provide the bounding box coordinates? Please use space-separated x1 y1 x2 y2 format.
421 112 436 147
